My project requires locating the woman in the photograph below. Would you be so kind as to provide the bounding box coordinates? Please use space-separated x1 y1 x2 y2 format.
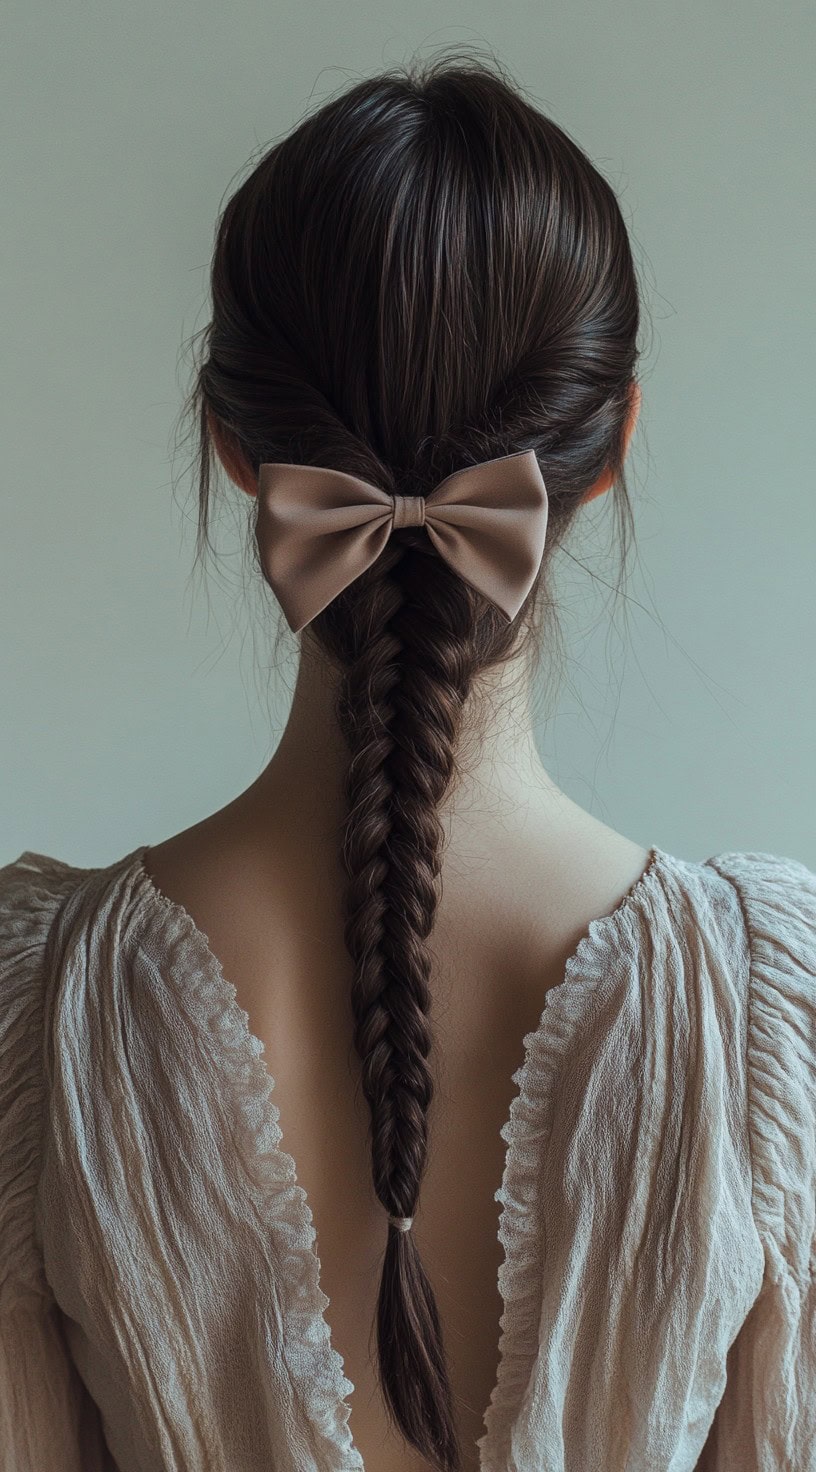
1 54 814 1472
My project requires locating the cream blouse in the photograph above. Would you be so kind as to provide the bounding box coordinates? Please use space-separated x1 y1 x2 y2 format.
0 840 815 1472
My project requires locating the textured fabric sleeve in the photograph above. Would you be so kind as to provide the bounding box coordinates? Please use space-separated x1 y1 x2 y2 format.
0 852 117 1471
696 850 816 1472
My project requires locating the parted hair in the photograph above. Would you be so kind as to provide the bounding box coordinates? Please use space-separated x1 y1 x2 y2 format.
182 49 640 1472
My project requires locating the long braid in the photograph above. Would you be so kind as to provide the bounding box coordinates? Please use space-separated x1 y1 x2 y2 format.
335 539 477 1470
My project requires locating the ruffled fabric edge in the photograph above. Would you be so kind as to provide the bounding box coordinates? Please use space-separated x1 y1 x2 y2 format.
0 850 89 1313
126 845 365 1472
706 850 816 1286
475 843 669 1471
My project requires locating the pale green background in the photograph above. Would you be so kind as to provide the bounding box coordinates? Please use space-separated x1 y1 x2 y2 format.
1 3 814 870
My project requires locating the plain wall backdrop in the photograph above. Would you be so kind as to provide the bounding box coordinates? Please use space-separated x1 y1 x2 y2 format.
1 2 814 871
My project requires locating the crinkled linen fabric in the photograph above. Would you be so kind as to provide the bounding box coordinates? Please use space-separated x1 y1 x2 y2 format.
0 842 814 1472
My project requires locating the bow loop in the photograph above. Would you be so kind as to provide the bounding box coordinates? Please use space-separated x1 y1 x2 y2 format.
256 449 548 634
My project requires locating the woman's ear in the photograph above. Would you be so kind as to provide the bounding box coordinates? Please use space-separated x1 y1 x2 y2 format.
207 408 257 498
582 380 641 504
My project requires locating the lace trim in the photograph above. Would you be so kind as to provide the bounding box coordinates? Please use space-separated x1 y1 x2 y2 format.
475 844 666 1470
128 845 364 1471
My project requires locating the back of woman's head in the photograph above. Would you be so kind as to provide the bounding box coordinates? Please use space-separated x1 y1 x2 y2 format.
187 50 640 1471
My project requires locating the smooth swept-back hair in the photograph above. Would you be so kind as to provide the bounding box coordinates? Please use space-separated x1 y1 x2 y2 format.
182 52 641 1472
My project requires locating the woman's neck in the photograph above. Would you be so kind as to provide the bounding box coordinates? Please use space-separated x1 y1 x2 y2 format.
243 630 567 851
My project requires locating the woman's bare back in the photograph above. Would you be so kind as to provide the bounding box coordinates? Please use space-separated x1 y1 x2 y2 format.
143 792 651 1470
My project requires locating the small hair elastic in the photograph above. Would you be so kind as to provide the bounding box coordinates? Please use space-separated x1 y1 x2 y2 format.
388 1214 414 1232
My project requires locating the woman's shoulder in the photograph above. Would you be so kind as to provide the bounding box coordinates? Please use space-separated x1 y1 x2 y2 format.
627 844 816 1155
695 847 816 1010
0 849 109 1086
0 846 112 937
702 845 816 911
0 848 94 968
694 849 816 1273
0 844 149 1003
653 844 816 963
660 843 816 1062
0 844 150 1296
0 850 103 1305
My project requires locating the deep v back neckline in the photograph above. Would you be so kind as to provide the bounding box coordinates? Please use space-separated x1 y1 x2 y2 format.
127 840 665 1470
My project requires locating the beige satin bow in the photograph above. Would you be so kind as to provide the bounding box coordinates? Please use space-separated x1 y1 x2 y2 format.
255 448 548 634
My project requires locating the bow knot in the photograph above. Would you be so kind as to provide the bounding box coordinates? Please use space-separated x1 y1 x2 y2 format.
256 448 548 634
392 493 426 530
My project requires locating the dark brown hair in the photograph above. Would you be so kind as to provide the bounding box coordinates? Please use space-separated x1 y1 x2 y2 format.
180 49 641 1471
